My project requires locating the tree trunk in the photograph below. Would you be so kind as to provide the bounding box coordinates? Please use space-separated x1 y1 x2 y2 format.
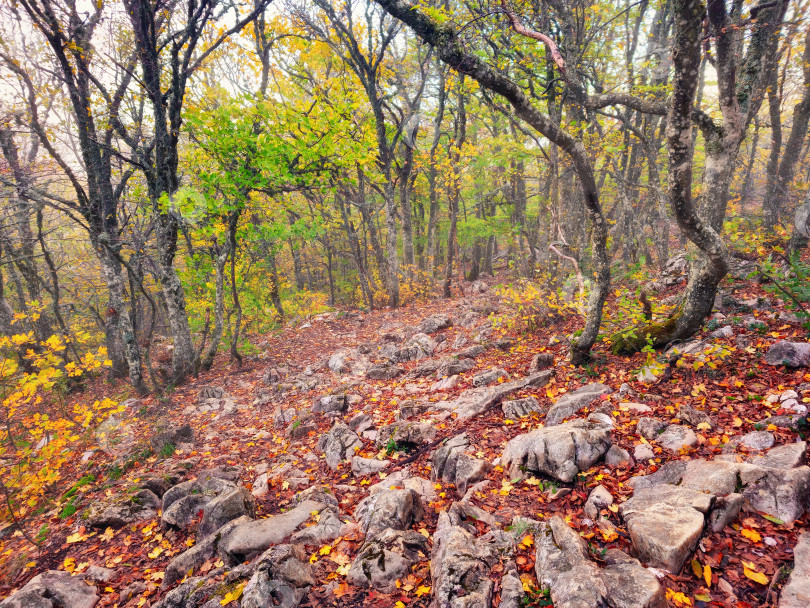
200 242 229 371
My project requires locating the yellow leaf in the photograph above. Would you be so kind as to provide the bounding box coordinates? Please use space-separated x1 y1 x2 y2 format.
395 602 406 608
704 564 712 587
741 528 762 543
733 417 743 427
220 592 234 606
520 535 534 548
66 532 86 543
100 527 115 542
415 585 431 597
319 545 331 556
743 566 769 585
148 546 163 559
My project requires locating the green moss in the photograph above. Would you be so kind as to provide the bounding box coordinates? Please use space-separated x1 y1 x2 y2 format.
609 312 682 355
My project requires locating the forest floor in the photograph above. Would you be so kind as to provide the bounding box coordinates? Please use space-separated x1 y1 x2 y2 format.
1 254 809 608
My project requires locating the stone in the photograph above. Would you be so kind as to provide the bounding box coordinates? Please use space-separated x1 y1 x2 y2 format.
241 545 314 608
678 404 713 428
431 512 499 608
161 475 237 530
118 582 146 604
366 364 404 380
82 566 115 583
584 485 613 519
437 356 476 377
472 367 508 387
605 445 632 467
198 386 224 401
738 430 776 451
412 360 440 377
633 444 655 461
742 466 810 524
328 350 349 374
601 549 667 608
710 326 734 339
620 485 713 572
438 371 553 419
417 313 452 334
252 473 268 498
368 472 437 502
198 487 256 540
349 413 373 433
86 490 160 529
150 422 194 454
750 441 807 469
545 383 612 426
0 571 98 608
453 454 491 495
163 516 251 588
406 333 437 359
317 422 362 470
637 417 668 439
398 400 430 419
312 394 347 416
352 457 390 476
432 435 491 493
502 415 612 482
457 344 485 359
656 425 698 452
430 375 461 392
708 493 743 532
765 341 810 367
470 280 488 294
619 402 652 414
502 397 544 419
376 421 437 448
529 352 555 372
637 365 659 383
217 500 331 563
274 407 296 428
354 489 424 537
285 416 316 439
290 507 343 545
347 529 429 593
780 532 810 608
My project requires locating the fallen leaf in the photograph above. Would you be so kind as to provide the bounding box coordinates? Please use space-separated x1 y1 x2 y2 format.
743 566 769 585
741 528 761 543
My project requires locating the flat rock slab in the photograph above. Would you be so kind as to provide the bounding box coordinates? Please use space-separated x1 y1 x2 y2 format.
376 421 437 448
354 488 424 537
438 370 552 419
217 500 329 562
545 383 612 426
765 341 810 367
0 571 99 608
347 529 429 593
620 485 712 573
502 415 612 482
780 532 810 608
502 397 544 419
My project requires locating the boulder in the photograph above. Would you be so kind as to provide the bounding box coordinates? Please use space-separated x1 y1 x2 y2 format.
620 485 713 572
678 404 713 428
347 529 429 593
430 513 499 608
545 383 611 426
605 445 632 467
764 341 810 367
634 444 655 461
312 394 347 416
352 457 390 476
418 313 452 334
535 516 666 608
750 441 807 469
780 532 810 608
584 485 613 519
198 386 224 401
376 421 437 448
198 487 256 540
656 425 698 452
240 545 314 608
637 417 668 439
472 367 508 387
502 415 612 482
736 430 776 451
0 571 98 608
354 488 424 537
437 356 476 377
317 422 362 470
529 352 555 372
431 433 490 494
366 365 404 380
150 422 194 453
86 489 160 529
217 500 330 563
161 475 237 530
457 345 486 359
438 371 553 419
502 397 544 419
328 350 349 374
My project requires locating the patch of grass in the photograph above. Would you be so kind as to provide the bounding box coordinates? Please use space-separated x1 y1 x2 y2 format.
35 524 49 544
59 501 77 520
160 443 176 458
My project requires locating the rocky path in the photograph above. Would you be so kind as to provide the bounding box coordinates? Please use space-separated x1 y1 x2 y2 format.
2 278 810 608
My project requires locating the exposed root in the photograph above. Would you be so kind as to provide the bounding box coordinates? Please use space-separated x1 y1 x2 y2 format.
609 312 682 355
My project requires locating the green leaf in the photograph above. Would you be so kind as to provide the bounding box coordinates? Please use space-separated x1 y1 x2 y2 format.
762 514 784 525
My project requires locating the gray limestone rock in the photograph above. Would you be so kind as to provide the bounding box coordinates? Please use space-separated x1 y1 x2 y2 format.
347 528 429 593
633 444 655 461
601 549 667 608
366 364 405 380
437 356 476 377
529 352 555 372
765 341 810 367
161 475 237 530
86 489 160 529
351 457 391 476
545 383 612 426
317 422 362 470
312 394 348 416
418 313 452 334
217 500 330 563
678 404 714 428
0 571 98 608
438 371 552 419
605 445 632 467
198 487 256 540
376 421 437 448
620 485 713 572
637 417 668 440
240 544 314 608
150 422 194 453
584 485 613 519
502 397 544 419
354 489 424 537
472 367 508 387
502 415 612 482
750 441 807 469
656 425 698 453
780 532 810 608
